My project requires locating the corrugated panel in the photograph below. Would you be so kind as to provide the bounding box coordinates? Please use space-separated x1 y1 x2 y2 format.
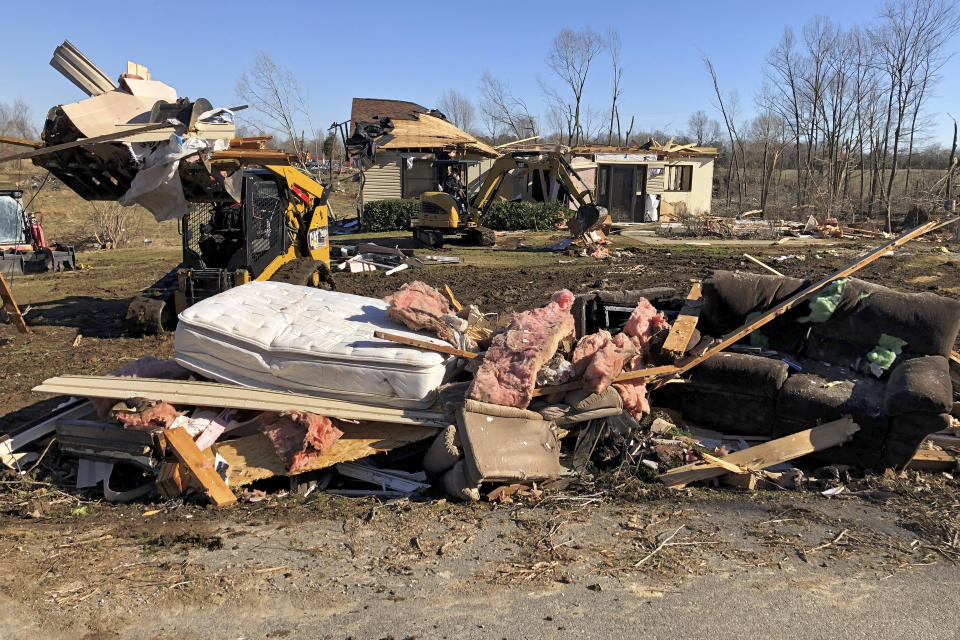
363 157 402 201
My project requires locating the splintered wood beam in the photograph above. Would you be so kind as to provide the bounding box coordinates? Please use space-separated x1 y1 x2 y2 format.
661 282 702 359
444 284 463 312
673 219 950 378
905 448 958 471
743 253 785 277
162 427 236 507
658 417 859 488
373 330 478 359
214 421 438 488
0 273 29 333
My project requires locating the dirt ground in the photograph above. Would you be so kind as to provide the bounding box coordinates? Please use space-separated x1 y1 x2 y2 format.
2 230 960 638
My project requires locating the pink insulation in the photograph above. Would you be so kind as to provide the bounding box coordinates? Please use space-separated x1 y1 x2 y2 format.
384 281 455 342
572 330 628 395
467 289 575 408
91 355 192 419
115 402 181 430
623 298 670 348
614 379 650 418
260 411 344 472
570 297 668 416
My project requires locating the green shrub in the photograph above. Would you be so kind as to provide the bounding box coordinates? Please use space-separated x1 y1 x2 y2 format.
483 200 567 231
362 198 420 232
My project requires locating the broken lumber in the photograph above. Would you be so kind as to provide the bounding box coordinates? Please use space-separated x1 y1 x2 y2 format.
661 283 702 359
673 219 950 379
33 376 451 428
444 284 463 312
658 417 859 488
372 330 479 359
743 253 785 277
0 273 29 333
162 427 236 507
214 421 437 487
905 448 958 471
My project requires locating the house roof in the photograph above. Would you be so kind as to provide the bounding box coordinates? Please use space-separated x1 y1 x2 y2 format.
350 97 430 123
350 97 498 158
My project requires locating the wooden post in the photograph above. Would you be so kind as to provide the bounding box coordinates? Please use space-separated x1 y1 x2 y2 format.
0 273 28 333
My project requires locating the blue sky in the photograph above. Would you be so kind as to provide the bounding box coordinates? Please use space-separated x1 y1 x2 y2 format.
2 0 959 146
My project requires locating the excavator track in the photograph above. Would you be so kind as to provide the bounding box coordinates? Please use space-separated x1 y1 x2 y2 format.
270 258 336 289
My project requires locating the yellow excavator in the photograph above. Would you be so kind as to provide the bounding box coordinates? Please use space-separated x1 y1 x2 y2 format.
413 151 603 247
126 165 333 333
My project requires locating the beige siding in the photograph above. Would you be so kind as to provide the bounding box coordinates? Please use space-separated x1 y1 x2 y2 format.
642 158 714 215
363 154 402 202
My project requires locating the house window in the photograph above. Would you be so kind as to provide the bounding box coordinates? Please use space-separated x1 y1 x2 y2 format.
665 165 692 192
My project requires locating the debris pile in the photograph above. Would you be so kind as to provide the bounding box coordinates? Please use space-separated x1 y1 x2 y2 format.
4 221 960 508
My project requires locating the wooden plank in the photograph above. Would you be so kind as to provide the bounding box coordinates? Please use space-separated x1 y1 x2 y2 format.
33 376 452 428
610 364 683 384
215 421 437 488
700 452 747 474
0 273 28 333
373 330 478 359
0 136 43 149
0 121 176 163
905 448 958 471
661 283 702 358
672 219 949 379
658 417 859 488
444 284 463 312
743 253 785 277
162 427 236 507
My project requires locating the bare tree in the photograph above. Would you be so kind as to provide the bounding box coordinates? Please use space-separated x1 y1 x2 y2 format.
437 89 476 132
236 51 313 160
872 0 960 230
88 201 140 249
606 28 624 145
704 56 748 209
687 110 723 146
479 72 538 140
546 27 603 145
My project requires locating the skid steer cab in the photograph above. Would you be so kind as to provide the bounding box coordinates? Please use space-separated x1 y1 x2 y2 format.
126 165 332 334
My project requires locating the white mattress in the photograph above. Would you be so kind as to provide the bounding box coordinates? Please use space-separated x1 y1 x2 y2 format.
174 281 455 409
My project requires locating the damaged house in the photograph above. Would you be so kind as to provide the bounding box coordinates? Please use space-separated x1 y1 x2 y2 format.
351 98 499 207
568 141 719 222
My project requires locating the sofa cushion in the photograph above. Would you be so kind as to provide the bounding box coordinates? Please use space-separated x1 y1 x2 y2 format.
775 365 888 467
804 279 960 367
883 356 953 416
688 352 789 398
700 271 812 352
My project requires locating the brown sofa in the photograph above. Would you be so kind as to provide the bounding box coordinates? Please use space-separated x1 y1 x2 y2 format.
653 271 960 468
